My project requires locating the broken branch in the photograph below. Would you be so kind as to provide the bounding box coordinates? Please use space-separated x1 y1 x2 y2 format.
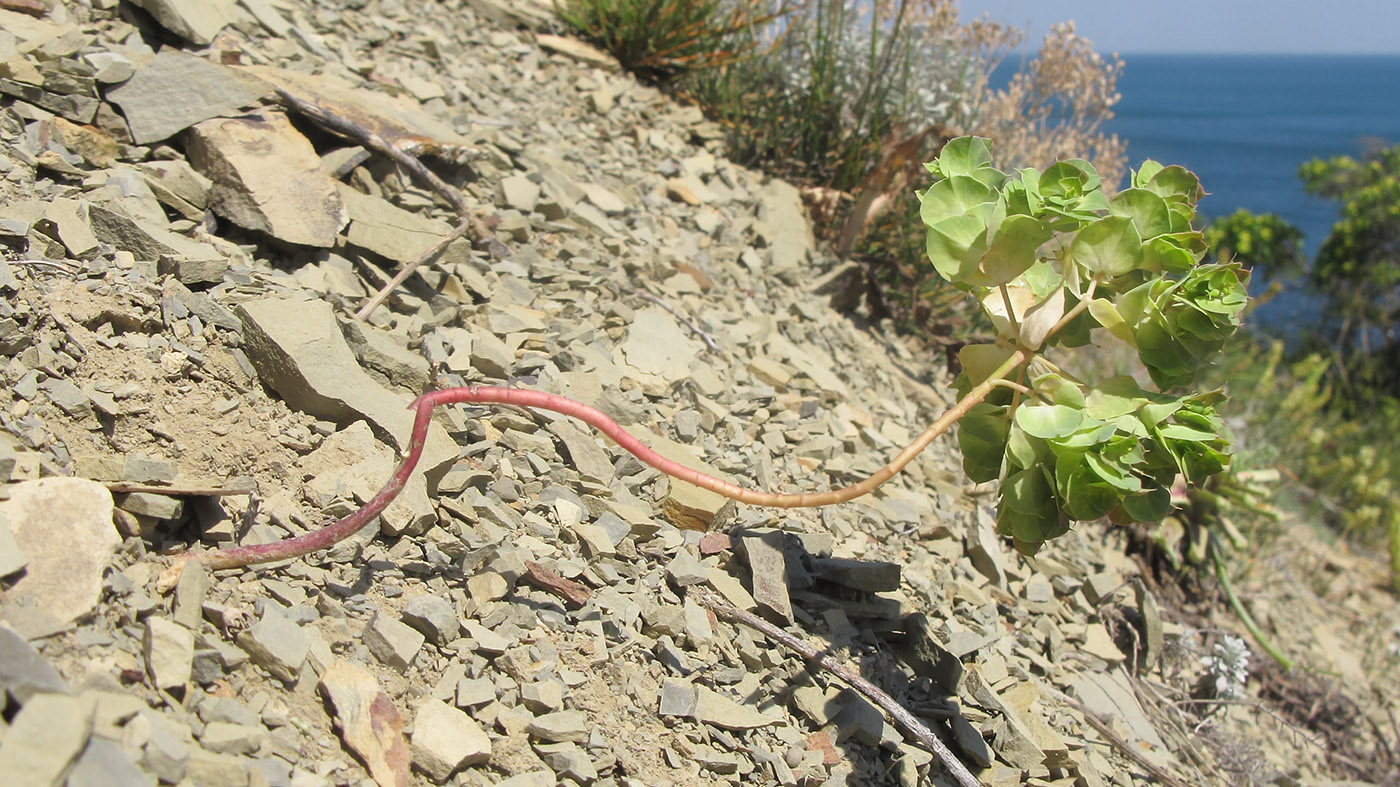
688 585 981 787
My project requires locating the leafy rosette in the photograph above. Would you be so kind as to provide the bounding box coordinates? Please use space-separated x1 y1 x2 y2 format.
956 369 1234 555
1117 262 1249 389
924 138 1243 555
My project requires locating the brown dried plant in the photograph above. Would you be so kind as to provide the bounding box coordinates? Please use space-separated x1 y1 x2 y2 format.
967 21 1127 188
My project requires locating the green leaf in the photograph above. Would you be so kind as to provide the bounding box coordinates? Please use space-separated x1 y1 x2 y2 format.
1144 165 1204 207
1015 403 1084 439
1005 424 1044 470
981 214 1053 284
998 467 1067 554
920 175 995 227
958 403 1010 483
958 343 1015 387
1133 160 1165 188
1072 216 1144 276
1109 188 1174 239
1021 259 1063 298
1033 373 1086 409
1157 423 1217 441
925 214 988 283
1141 235 1200 274
1119 485 1171 523
1055 452 1120 520
1134 315 1199 389
930 136 996 179
1086 298 1136 345
1048 419 1118 449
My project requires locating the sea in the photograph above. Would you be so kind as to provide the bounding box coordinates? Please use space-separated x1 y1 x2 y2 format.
1103 53 1400 334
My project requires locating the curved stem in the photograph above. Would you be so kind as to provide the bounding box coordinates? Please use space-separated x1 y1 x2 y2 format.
1045 277 1099 341
180 351 1029 569
1209 534 1294 670
999 283 1022 338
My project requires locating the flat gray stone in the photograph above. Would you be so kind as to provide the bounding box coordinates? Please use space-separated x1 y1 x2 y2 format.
694 685 780 730
658 677 696 717
0 692 94 785
527 710 589 743
400 595 458 646
537 741 597 782
123 455 177 484
0 623 69 703
621 306 702 383
67 737 151 787
338 183 452 264
235 297 456 485
184 749 251 787
128 0 229 44
0 478 118 639
455 677 495 708
342 321 431 394
754 178 814 270
187 110 347 247
105 51 263 145
791 685 841 726
136 160 211 220
88 204 224 264
199 721 265 755
0 515 28 579
363 611 424 673
965 507 1008 590
143 617 194 691
410 698 491 783
666 551 708 587
499 175 540 212
117 491 184 520
39 377 91 418
131 709 192 783
197 697 259 727
949 713 992 769
172 560 209 631
738 529 792 624
41 198 101 260
547 420 615 486
236 608 308 685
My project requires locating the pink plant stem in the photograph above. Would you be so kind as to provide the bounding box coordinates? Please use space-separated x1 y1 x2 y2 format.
184 350 1026 569
186 394 437 570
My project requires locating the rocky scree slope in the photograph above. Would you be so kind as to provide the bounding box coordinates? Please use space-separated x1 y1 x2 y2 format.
0 1 1397 786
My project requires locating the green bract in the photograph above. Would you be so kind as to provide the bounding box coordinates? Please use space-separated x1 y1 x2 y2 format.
921 138 1247 555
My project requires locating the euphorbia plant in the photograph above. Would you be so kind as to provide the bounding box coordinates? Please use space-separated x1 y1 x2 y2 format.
177 137 1246 570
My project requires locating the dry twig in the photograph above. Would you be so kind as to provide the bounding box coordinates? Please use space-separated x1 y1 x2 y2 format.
688 585 981 787
272 87 508 321
1043 686 1191 787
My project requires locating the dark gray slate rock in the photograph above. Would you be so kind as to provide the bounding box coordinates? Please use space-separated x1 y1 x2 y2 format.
186 110 348 247
234 296 455 480
105 51 264 144
0 623 70 703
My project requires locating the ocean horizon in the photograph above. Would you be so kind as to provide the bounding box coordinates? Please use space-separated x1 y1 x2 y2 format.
1101 52 1400 332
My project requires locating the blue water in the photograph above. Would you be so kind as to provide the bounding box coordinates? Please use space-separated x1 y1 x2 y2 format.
1104 54 1400 332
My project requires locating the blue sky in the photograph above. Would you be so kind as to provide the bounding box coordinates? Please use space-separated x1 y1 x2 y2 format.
958 1 1400 54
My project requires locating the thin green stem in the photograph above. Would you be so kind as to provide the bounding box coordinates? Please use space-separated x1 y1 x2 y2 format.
999 283 1022 338
1209 534 1294 670
1044 277 1099 341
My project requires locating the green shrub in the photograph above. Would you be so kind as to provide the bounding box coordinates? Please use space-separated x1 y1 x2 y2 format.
553 0 788 82
1218 344 1400 590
